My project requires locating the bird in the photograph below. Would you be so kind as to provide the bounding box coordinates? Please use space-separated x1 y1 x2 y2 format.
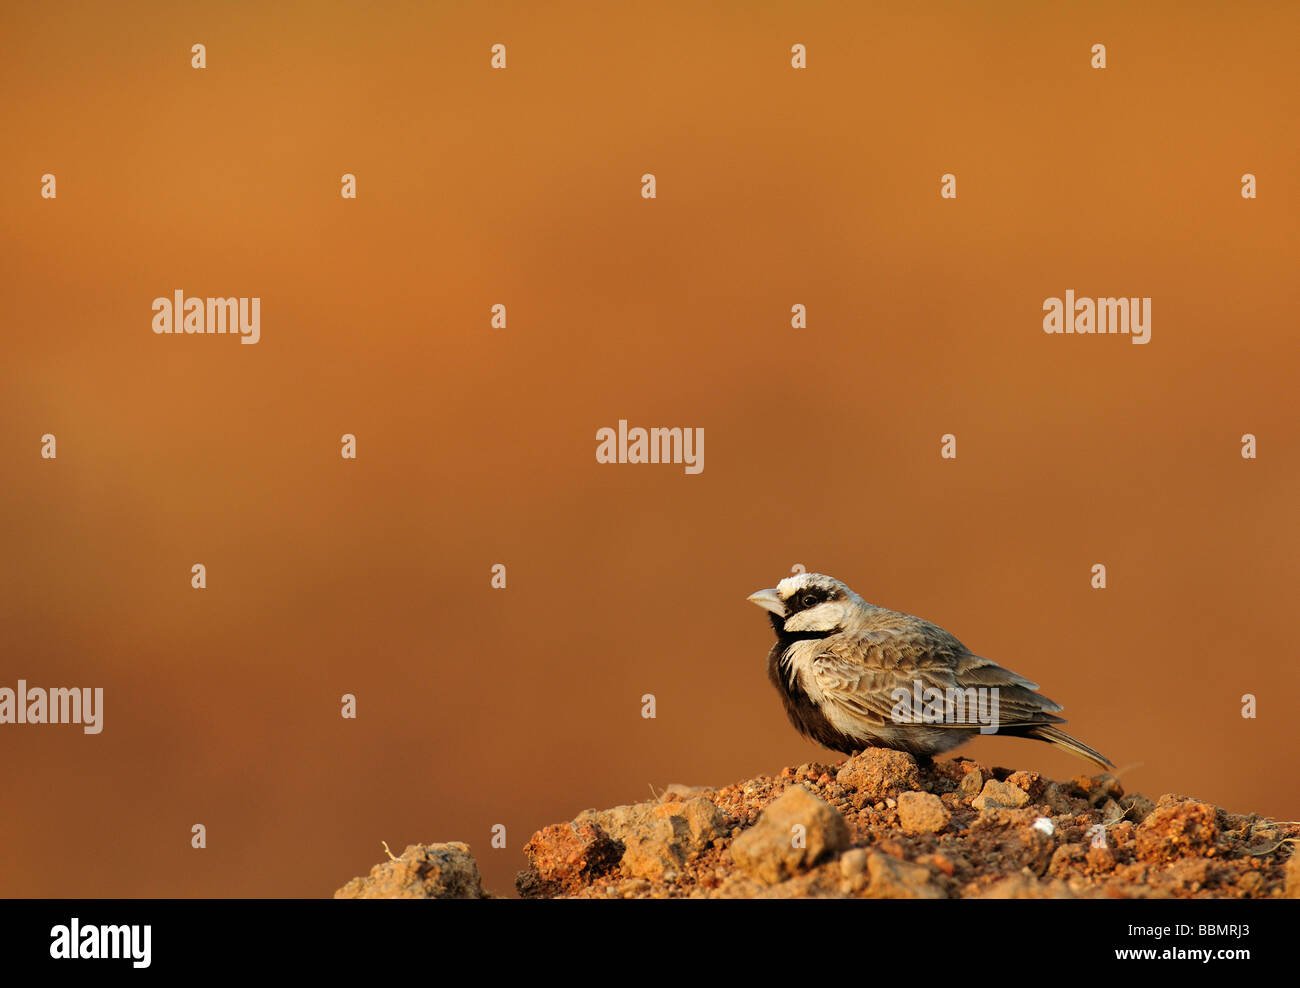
747 572 1113 769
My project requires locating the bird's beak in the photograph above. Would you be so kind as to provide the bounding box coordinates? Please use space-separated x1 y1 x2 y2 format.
747 588 786 618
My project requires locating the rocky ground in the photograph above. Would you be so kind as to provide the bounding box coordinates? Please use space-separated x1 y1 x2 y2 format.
335 748 1300 899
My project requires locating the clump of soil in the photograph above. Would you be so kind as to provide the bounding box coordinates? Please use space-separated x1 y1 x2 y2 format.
336 750 1300 899
335 841 492 899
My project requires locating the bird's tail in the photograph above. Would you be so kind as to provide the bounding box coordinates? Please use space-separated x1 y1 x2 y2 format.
1020 724 1114 770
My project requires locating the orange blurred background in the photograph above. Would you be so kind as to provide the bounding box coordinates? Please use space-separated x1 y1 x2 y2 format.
1 0 1296 897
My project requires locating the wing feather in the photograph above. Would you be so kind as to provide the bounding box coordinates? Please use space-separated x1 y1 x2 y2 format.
808 616 1067 731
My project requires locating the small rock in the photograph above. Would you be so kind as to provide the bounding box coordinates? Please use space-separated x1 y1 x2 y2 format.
1080 773 1124 806
929 853 958 876
836 748 921 805
897 791 950 833
1005 771 1045 801
1098 798 1124 823
1086 845 1116 872
574 804 646 843
958 769 984 798
839 848 868 877
570 795 728 883
972 779 1030 811
1135 795 1219 862
516 822 623 897
863 852 943 899
971 807 1039 831
621 832 685 882
1048 843 1087 878
1120 792 1157 825
674 796 728 847
335 842 488 899
730 785 851 885
1043 781 1085 815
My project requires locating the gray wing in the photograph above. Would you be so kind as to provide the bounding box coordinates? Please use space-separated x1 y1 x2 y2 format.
810 615 1065 730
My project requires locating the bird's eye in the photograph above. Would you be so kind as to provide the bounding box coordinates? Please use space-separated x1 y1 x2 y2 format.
801 594 817 607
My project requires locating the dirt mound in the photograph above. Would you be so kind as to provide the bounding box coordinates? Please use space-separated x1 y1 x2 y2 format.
336 750 1300 899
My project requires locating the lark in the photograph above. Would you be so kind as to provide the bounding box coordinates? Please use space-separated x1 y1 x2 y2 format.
748 573 1112 769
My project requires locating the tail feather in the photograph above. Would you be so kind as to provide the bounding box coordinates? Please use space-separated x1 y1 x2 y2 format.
1017 724 1114 770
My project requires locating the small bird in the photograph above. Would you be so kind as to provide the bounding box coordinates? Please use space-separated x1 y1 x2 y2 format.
747 573 1113 769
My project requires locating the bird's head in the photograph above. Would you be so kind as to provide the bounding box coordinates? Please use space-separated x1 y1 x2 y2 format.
747 573 858 636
